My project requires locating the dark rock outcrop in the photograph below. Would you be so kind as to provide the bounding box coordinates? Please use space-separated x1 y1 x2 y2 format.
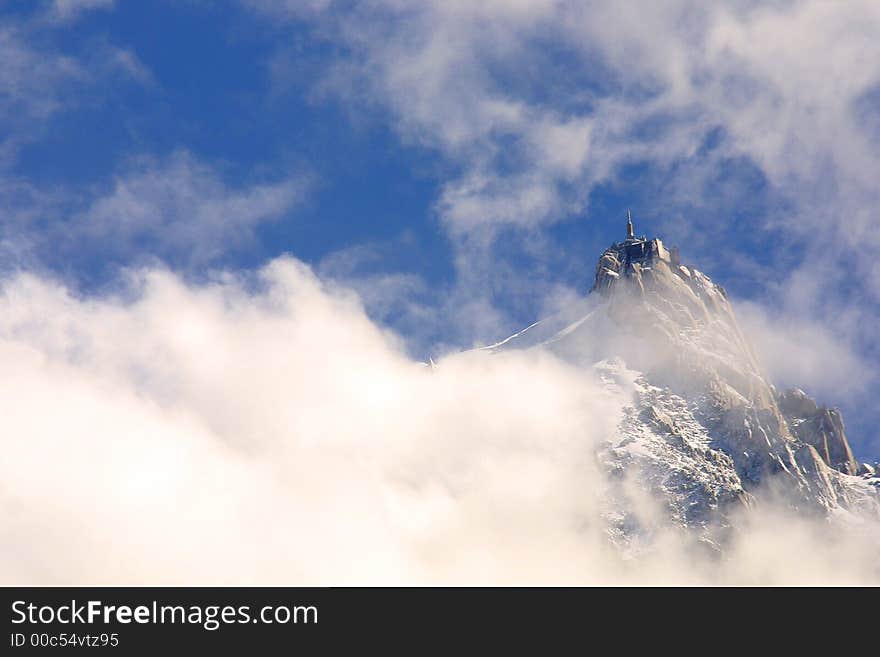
778 388 859 475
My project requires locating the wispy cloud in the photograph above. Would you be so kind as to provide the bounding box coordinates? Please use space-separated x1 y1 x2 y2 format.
0 11 152 167
251 1 880 238
48 0 116 24
0 152 309 274
72 151 309 265
0 25 84 153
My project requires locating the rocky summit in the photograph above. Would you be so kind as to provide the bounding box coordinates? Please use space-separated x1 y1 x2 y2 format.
481 212 880 546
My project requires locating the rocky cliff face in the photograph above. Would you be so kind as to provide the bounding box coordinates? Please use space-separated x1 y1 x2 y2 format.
776 388 859 475
482 228 880 540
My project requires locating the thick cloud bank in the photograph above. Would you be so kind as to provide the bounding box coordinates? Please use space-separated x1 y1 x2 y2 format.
1 258 877 584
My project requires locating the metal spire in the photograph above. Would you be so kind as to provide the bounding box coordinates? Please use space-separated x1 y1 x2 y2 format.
626 209 634 239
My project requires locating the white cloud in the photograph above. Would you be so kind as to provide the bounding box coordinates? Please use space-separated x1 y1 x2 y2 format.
0 258 877 584
0 25 84 124
0 16 153 168
49 0 115 23
0 259 617 583
76 151 307 263
100 45 155 86
317 241 431 334
0 151 308 273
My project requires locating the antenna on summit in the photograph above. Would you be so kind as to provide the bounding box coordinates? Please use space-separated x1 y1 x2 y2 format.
626 209 635 240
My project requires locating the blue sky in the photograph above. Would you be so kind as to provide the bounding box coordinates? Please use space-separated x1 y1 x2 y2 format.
1 0 879 460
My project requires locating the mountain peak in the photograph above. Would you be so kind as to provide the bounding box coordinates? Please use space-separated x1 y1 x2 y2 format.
592 212 687 296
479 214 879 535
